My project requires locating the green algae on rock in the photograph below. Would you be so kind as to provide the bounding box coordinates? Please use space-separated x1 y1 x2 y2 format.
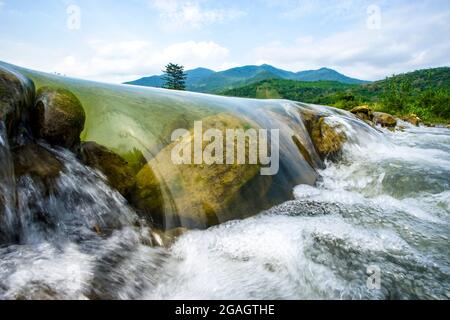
373 112 397 128
310 117 347 161
350 105 373 122
133 113 272 229
32 87 86 149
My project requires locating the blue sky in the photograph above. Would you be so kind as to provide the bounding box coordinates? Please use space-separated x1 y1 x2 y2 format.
0 0 449 83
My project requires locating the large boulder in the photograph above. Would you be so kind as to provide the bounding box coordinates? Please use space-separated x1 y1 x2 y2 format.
309 116 347 161
80 141 136 198
373 112 397 128
350 105 373 122
401 114 422 126
32 87 85 149
131 113 272 229
0 66 35 138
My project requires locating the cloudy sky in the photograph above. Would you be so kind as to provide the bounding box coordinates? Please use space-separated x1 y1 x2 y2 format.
0 0 449 83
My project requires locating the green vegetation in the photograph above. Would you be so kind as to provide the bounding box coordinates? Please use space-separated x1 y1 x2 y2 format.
221 67 450 123
125 64 368 93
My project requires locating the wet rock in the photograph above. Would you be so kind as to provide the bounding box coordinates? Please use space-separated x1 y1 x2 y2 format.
151 227 188 247
132 164 165 226
0 66 35 138
309 117 347 161
446 125 450 129
373 112 397 128
80 141 135 198
32 87 85 149
13 144 63 183
350 105 373 122
132 113 271 229
401 114 422 126
424 122 436 128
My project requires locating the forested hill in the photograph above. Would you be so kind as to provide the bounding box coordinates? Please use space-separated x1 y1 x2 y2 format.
221 67 450 123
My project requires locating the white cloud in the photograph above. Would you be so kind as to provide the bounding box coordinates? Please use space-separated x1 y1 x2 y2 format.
253 3 450 80
55 40 231 83
149 0 245 29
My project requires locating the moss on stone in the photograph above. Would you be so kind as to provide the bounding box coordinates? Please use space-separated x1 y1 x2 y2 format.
373 112 397 128
310 117 347 161
131 113 266 229
33 87 86 149
350 105 373 122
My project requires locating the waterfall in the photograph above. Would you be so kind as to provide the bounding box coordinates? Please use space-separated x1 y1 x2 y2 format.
0 61 449 300
0 121 17 243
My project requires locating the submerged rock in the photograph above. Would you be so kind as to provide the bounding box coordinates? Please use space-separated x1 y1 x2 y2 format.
132 113 272 229
401 114 422 126
350 105 373 122
132 164 165 226
80 141 136 199
309 117 347 161
13 144 63 183
373 112 397 128
0 66 35 138
32 87 85 149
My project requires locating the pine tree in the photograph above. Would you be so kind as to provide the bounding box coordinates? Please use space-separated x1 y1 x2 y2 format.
162 63 187 90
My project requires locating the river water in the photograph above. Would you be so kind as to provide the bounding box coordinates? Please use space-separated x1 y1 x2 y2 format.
0 115 449 299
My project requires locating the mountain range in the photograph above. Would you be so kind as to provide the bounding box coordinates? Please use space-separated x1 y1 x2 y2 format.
124 64 369 93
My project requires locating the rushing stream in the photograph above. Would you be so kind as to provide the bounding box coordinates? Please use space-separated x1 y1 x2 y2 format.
0 62 449 300
0 117 449 299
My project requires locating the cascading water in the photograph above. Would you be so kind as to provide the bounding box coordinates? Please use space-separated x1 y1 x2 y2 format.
0 122 17 243
142 122 450 300
0 114 448 300
0 62 449 300
0 144 169 299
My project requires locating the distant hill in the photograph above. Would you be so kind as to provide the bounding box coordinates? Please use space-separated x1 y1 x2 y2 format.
221 67 450 123
124 64 368 93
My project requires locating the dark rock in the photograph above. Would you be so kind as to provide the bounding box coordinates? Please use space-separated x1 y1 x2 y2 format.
80 141 135 198
0 66 35 138
13 144 63 183
32 87 85 149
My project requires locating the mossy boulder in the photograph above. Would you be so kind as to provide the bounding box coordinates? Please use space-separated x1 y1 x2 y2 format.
307 116 347 161
373 112 397 128
80 141 136 198
0 66 35 137
32 87 85 149
401 114 422 126
132 113 271 229
350 105 373 122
